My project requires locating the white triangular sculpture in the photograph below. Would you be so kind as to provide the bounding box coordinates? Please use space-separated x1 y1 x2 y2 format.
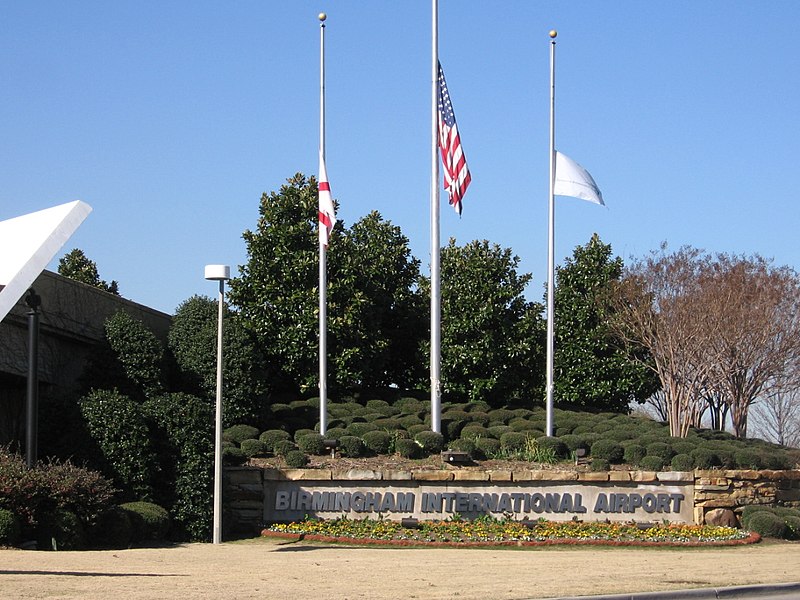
0 200 92 322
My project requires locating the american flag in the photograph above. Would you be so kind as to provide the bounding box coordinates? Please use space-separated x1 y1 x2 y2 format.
318 153 336 247
437 62 471 215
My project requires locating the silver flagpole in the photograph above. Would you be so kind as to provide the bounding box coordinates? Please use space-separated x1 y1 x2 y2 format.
430 0 441 433
318 12 328 435
545 30 557 437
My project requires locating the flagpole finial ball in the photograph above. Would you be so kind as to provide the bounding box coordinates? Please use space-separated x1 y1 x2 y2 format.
319 12 327 22
549 30 557 39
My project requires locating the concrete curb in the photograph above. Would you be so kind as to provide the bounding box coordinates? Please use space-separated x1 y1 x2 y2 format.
544 582 800 600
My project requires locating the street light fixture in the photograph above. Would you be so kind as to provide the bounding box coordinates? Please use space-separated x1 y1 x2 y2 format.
205 264 230 545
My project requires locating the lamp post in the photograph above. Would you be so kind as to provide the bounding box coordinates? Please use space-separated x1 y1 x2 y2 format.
205 264 230 545
25 289 41 469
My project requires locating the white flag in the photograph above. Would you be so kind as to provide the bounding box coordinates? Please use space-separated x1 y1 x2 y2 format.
554 151 604 206
318 153 336 247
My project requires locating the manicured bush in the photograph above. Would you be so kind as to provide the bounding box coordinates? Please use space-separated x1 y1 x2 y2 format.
346 422 378 437
293 428 316 443
223 424 260 445
407 424 429 437
760 451 793 470
590 440 624 464
639 455 666 471
37 508 85 551
88 505 133 549
373 418 402 431
500 432 528 452
783 516 800 540
740 505 774 529
399 414 424 429
338 436 365 458
536 436 568 459
734 449 763 469
559 434 589 454
474 437 501 459
671 454 694 471
395 438 421 459
646 442 675 463
448 438 476 455
361 431 392 455
272 440 297 457
623 444 647 466
284 451 309 468
240 439 268 458
297 433 326 455
258 430 291 451
488 425 512 439
590 459 610 472
488 409 515 424
444 419 467 440
366 399 392 414
414 431 444 455
121 501 170 542
746 511 786 538
468 412 491 427
222 446 247 466
691 447 721 469
0 508 20 546
324 427 348 440
460 425 490 442
671 440 697 456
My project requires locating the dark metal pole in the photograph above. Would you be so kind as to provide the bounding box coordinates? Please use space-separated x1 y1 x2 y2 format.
25 289 41 469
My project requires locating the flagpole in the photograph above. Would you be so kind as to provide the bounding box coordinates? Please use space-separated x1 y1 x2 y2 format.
545 29 557 438
318 12 328 435
430 0 441 433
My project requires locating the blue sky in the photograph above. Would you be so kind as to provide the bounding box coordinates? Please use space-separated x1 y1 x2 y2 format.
2 1 799 315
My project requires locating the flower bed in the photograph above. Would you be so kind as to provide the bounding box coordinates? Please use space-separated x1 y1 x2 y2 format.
262 516 760 547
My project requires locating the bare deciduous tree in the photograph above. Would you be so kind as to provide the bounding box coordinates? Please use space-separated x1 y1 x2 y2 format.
751 383 800 448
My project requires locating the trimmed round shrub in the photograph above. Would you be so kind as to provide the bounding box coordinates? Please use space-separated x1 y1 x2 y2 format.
691 447 721 469
222 446 247 465
671 453 694 471
487 425 512 439
500 432 528 452
590 440 624 464
223 424 260 445
297 433 326 455
488 409 515 424
323 427 347 440
258 429 291 451
734 449 763 469
37 508 85 550
760 451 793 470
240 439 268 458
399 414 424 429
293 428 316 443
509 419 541 433
536 436 568 459
407 423 429 437
590 458 610 472
272 440 297 457
468 412 491 427
396 397 425 412
466 401 492 413
460 425 490 442
0 508 21 546
120 502 170 542
474 437 501 459
373 417 402 431
639 455 666 471
740 505 774 528
395 438 421 459
448 438 476 455
346 422 378 437
444 419 467 440
415 431 445 455
361 430 392 455
591 422 614 434
747 511 786 538
89 505 133 549
284 450 309 468
365 399 392 413
559 434 590 454
646 442 675 463
671 440 697 455
783 516 800 540
338 436 365 458
623 444 647 465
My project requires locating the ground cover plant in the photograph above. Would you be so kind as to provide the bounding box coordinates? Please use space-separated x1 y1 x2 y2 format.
261 515 757 547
